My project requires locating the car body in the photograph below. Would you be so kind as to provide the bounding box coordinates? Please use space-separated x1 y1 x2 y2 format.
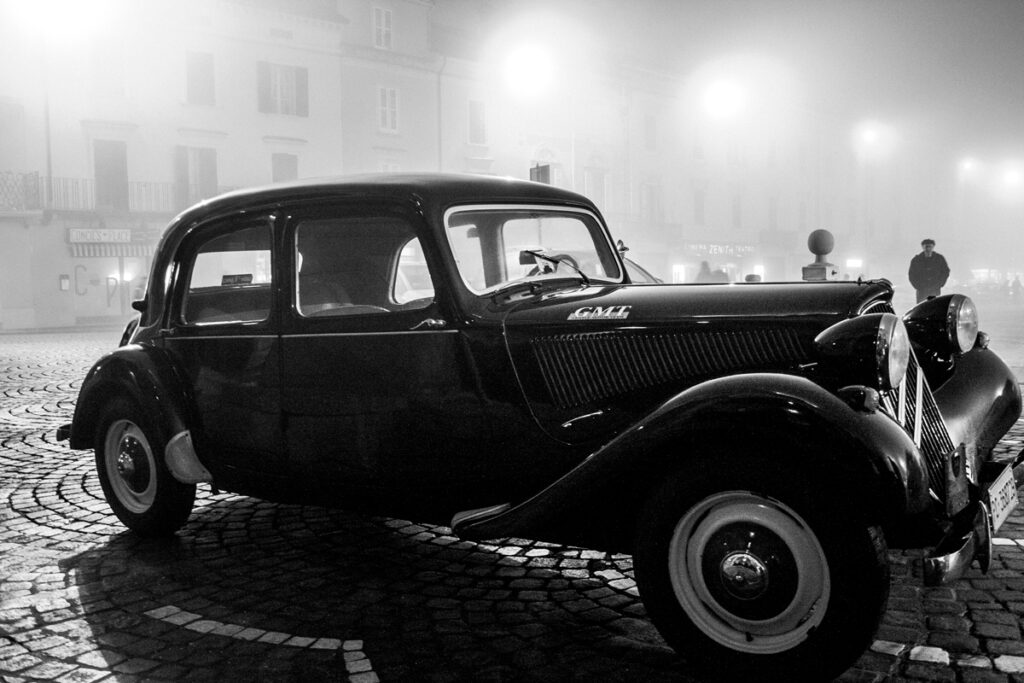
59 173 1022 681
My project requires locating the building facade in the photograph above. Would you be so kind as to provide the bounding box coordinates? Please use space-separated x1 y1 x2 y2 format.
0 0 953 329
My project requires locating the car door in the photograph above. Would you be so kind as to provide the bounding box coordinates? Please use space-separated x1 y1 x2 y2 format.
160 213 286 487
279 200 491 516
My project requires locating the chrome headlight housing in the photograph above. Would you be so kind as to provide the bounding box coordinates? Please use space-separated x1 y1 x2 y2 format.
903 294 979 354
815 313 910 391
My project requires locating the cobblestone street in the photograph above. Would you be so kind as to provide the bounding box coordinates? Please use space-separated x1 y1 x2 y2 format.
2 303 1024 682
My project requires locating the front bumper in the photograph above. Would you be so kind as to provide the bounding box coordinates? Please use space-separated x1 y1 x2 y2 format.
923 455 1022 585
923 499 992 586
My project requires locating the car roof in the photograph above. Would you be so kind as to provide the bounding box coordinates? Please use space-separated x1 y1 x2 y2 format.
171 173 597 229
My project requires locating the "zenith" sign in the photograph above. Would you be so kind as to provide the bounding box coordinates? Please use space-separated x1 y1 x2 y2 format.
568 305 632 321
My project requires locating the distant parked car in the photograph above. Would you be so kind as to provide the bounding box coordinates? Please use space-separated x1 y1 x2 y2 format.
59 173 1022 682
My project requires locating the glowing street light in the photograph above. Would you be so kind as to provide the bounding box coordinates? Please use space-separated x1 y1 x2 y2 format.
502 44 556 101
702 80 746 120
4 0 121 208
852 120 897 163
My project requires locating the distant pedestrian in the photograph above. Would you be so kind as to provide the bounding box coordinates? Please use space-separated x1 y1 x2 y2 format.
908 238 950 303
695 261 714 283
1011 276 1022 302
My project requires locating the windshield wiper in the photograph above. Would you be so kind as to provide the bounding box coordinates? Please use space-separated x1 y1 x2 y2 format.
522 250 591 287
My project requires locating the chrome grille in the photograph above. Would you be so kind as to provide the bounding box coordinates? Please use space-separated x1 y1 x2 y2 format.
881 352 954 498
532 329 808 409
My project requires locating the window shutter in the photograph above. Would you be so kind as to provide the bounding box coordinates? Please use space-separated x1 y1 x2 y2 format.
199 148 218 198
257 61 272 113
174 146 189 209
295 67 309 117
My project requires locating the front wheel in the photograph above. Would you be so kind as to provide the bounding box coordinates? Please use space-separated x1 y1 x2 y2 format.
95 397 196 536
634 467 888 682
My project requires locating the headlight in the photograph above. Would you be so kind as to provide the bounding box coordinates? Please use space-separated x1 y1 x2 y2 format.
883 315 911 390
903 294 978 355
815 313 910 392
951 296 979 352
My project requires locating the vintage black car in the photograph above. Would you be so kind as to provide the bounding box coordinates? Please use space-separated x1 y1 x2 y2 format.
59 174 1022 681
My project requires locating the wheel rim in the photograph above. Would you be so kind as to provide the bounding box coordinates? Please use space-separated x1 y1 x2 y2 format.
668 490 830 654
103 419 156 513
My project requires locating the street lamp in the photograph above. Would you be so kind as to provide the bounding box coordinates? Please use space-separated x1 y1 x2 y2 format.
5 0 119 209
852 120 898 164
501 43 579 188
702 80 746 121
502 44 556 102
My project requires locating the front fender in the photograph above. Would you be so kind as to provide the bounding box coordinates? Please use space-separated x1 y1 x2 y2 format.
454 373 926 545
67 344 194 452
933 347 1021 458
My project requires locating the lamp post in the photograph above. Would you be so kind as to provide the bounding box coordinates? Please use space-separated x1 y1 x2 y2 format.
10 0 117 210
502 43 578 188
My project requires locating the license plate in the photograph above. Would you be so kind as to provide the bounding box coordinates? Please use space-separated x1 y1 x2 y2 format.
987 464 1019 532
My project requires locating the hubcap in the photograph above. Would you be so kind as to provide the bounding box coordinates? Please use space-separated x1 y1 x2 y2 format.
668 491 830 654
721 551 768 599
104 419 156 513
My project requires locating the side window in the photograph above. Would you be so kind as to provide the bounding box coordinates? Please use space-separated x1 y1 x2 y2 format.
393 238 434 305
181 223 272 325
294 213 434 317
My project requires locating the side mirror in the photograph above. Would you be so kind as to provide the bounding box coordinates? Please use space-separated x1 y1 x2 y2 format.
519 250 538 266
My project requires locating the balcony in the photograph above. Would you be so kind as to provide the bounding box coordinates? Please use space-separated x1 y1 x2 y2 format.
0 172 232 215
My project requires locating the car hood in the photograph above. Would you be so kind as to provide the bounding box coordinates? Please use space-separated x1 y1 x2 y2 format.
501 279 895 444
501 279 893 327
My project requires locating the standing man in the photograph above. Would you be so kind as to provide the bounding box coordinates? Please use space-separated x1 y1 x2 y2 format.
908 238 950 303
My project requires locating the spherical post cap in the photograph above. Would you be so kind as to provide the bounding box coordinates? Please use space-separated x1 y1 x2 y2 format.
807 229 835 257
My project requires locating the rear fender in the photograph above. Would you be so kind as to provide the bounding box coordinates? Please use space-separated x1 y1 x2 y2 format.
454 373 924 545
67 344 194 454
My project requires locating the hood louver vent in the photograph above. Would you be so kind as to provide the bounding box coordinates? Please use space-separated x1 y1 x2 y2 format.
532 329 809 408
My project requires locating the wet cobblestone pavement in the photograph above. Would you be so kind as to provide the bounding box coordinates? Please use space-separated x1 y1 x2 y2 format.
2 322 1024 682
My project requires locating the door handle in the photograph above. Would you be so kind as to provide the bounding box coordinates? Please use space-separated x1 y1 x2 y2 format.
410 318 447 331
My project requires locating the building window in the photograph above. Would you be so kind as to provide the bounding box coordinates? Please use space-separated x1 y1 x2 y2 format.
186 52 215 105
693 189 706 226
644 115 658 151
640 183 662 223
92 41 124 98
374 7 392 49
584 167 607 209
257 62 309 117
468 99 486 145
174 146 218 209
272 153 298 183
94 140 128 211
378 87 398 132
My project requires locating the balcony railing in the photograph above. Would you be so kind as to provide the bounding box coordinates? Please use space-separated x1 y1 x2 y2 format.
0 172 230 215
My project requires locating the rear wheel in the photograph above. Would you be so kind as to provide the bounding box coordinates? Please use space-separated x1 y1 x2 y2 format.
95 397 195 536
634 465 888 682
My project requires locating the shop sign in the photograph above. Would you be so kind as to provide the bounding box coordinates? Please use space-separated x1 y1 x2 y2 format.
685 242 755 258
69 228 131 243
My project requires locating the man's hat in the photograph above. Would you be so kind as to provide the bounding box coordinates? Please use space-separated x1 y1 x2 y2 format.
921 238 936 246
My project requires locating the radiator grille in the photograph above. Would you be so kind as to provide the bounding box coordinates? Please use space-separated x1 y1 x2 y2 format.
532 328 808 409
881 352 954 497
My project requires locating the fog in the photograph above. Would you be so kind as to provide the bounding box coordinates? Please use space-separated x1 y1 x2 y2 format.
1 0 1023 328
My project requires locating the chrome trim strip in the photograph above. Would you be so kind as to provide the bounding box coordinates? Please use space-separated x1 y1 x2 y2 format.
913 364 924 447
164 334 276 341
282 330 459 339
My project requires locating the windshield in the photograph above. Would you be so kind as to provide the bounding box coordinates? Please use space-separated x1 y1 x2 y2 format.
445 205 622 294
